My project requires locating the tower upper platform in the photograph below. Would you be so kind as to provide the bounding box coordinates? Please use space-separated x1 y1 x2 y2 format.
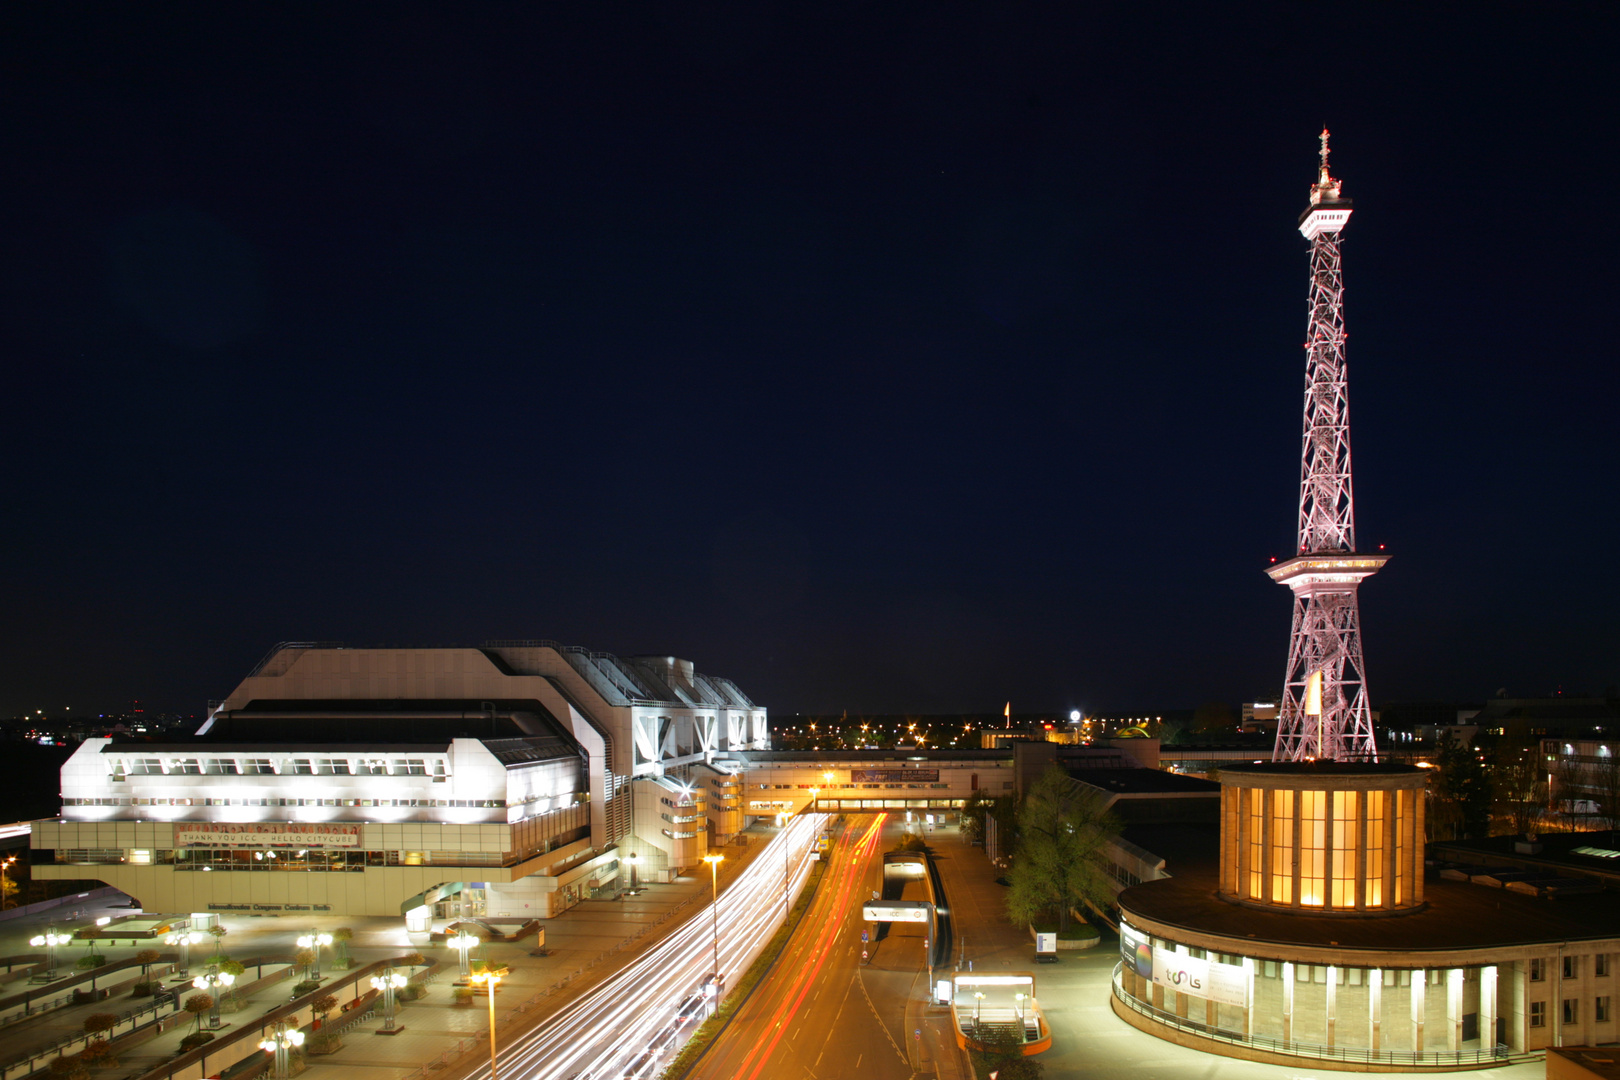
1299 127 1353 240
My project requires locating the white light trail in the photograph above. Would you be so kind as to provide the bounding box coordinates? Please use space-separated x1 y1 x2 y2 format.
468 812 828 1080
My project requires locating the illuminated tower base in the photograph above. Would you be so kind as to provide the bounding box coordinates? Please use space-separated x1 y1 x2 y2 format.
1269 554 1387 761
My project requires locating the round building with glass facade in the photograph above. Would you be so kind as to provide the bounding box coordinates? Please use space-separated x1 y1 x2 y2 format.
1113 762 1620 1070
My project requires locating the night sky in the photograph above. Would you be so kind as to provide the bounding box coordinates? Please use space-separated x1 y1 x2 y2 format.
4 4 1617 719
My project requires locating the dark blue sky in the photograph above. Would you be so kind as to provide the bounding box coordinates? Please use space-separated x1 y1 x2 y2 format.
4 3 1616 717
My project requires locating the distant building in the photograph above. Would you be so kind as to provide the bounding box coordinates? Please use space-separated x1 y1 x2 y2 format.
33 641 766 919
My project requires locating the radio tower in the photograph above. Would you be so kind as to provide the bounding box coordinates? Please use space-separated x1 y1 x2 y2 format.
1268 130 1387 762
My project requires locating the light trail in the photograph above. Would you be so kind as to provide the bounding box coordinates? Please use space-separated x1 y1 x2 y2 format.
725 813 886 1080
470 811 830 1080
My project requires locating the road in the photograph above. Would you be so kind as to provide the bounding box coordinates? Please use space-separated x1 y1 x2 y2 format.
467 811 827 1080
690 813 934 1080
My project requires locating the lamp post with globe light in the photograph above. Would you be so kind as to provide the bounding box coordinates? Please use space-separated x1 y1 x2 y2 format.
192 969 234 1027
626 852 640 895
30 930 70 977
259 1022 304 1079
165 930 205 977
296 931 332 978
449 931 479 980
371 967 408 1032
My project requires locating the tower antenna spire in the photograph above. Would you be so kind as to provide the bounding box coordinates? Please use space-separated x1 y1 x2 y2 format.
1268 132 1385 763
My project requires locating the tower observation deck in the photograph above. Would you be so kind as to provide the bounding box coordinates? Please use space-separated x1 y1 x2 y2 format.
1272 130 1384 763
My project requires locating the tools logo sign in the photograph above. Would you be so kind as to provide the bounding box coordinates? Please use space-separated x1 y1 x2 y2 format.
1150 950 1247 1006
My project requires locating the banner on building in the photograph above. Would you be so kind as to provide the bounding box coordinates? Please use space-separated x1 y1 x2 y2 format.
1150 949 1247 1007
175 823 362 848
851 769 938 783
1120 922 1152 979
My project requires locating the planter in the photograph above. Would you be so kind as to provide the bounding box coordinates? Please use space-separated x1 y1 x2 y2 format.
1029 925 1101 950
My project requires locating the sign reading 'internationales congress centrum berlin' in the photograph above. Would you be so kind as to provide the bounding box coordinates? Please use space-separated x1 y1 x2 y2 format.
175 823 362 847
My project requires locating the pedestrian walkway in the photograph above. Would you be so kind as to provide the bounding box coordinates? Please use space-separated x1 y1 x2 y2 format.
296 830 775 1080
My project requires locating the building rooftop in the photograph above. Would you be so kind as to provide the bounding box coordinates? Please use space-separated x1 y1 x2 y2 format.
1218 761 1424 778
1066 767 1220 796
735 749 1013 762
1119 832 1620 953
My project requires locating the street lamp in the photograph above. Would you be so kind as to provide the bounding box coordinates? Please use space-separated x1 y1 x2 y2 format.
469 968 503 1080
627 852 640 895
0 855 16 909
449 931 480 980
973 991 985 1026
192 969 235 1027
1015 992 1026 1022
259 1022 304 1079
701 853 724 1013
296 932 333 978
165 930 205 976
371 967 408 1032
30 929 70 976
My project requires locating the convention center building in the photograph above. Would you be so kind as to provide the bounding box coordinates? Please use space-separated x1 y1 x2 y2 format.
1113 762 1620 1069
31 641 767 919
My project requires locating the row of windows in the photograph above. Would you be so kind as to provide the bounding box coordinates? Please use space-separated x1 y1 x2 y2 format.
1529 997 1614 1027
1530 954 1613 980
117 757 440 777
65 797 506 808
55 847 518 870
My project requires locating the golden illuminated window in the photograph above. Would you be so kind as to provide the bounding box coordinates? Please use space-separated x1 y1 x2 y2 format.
1330 790 1357 907
1247 788 1263 899
1300 790 1326 906
1364 789 1385 906
1394 789 1409 905
1270 789 1294 904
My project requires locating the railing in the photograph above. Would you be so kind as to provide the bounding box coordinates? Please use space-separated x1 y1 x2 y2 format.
1110 964 1539 1069
0 968 181 1080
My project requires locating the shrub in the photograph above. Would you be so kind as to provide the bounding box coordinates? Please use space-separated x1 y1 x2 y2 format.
83 1013 118 1037
397 983 425 1002
79 1039 114 1064
312 994 339 1020
402 952 425 968
292 979 321 996
451 986 473 1002
131 981 154 997
177 1031 216 1052
134 949 161 974
47 1056 89 1080
74 954 107 970
306 1032 342 1054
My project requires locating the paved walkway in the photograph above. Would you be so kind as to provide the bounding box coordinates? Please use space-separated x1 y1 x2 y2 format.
296 831 774 1080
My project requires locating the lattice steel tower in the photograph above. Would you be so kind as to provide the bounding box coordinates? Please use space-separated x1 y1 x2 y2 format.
1268 130 1387 762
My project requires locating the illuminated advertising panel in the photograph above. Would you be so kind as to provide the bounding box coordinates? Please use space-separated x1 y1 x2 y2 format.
1150 949 1246 1006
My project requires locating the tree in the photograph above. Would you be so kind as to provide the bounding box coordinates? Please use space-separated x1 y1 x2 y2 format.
971 1024 1043 1080
82 1014 117 1038
48 1056 89 1080
332 926 354 965
1433 730 1492 839
134 949 161 975
206 924 229 960
403 952 425 970
220 959 246 1005
312 994 339 1023
295 948 316 978
1004 766 1120 932
1192 701 1237 736
183 994 213 1033
960 790 998 846
1493 725 1544 836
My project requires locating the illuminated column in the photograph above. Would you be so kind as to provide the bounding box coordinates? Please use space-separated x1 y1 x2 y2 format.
1369 968 1382 1052
1325 965 1338 1047
1411 970 1426 1053
1243 957 1256 1038
1447 968 1464 1051
1480 966 1497 1051
1281 962 1295 1046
